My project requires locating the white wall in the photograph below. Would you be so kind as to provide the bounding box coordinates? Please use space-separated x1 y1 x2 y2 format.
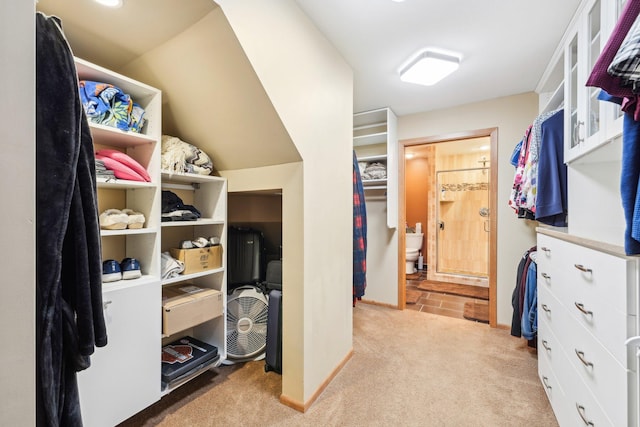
362 198 399 305
398 92 539 326
1 1 35 424
218 0 354 406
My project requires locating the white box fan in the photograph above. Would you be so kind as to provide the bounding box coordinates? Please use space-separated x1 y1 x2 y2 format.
225 285 269 362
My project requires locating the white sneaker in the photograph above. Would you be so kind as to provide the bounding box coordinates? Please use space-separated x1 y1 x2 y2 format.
99 209 128 230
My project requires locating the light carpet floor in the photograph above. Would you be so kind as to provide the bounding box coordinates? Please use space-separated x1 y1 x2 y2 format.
120 303 557 427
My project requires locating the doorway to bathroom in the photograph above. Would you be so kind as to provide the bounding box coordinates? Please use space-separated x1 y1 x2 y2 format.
398 128 497 326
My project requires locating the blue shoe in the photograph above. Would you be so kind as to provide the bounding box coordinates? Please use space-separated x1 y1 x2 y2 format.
121 257 142 280
102 260 122 283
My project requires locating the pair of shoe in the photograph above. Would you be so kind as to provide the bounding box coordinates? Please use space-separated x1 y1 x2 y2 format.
180 236 220 249
103 258 142 283
100 209 146 230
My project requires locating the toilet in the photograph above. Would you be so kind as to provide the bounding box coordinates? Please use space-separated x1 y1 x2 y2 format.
405 232 424 274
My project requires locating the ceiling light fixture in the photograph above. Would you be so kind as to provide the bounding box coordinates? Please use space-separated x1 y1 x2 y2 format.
94 0 123 8
399 49 461 86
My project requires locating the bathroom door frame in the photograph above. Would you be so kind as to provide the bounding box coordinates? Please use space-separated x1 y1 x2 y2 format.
397 127 498 327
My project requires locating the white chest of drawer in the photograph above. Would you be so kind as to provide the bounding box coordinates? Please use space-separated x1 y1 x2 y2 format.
536 230 639 427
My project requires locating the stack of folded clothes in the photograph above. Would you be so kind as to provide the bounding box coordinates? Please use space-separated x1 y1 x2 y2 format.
362 161 387 180
95 158 115 181
79 80 146 133
161 190 201 222
95 149 151 182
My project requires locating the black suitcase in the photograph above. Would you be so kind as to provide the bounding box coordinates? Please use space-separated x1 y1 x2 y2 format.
228 227 265 290
265 289 282 374
264 260 282 291
161 336 219 386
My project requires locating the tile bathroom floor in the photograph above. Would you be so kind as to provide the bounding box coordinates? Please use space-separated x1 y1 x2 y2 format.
406 273 489 323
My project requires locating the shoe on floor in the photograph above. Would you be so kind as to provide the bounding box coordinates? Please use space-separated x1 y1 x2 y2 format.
99 209 128 230
121 257 142 280
122 209 145 229
102 259 122 283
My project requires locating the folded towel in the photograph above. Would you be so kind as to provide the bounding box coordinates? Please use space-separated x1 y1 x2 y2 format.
79 80 147 133
96 149 150 182
161 135 214 176
161 252 185 279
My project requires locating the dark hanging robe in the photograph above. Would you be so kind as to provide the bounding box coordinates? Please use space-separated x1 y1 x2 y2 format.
353 151 367 306
36 13 107 427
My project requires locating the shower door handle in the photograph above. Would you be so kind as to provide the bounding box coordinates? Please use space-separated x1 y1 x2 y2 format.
483 220 490 232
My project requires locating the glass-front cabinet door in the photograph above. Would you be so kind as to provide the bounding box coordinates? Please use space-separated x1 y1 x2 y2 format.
564 0 615 163
585 0 603 144
565 32 582 162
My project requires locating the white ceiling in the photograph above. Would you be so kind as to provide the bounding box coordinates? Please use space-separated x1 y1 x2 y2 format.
295 0 582 116
37 0 582 118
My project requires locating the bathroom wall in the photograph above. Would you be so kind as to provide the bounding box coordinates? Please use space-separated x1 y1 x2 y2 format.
405 151 432 258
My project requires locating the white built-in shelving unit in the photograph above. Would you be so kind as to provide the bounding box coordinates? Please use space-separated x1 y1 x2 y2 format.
353 107 398 229
74 58 228 426
159 171 228 394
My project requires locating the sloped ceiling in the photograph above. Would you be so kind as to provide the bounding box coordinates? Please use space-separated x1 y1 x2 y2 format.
36 0 301 172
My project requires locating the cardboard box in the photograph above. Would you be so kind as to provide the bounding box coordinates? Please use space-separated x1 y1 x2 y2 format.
162 284 224 336
170 245 222 275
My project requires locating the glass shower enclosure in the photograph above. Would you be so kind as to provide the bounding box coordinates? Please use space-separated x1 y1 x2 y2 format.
436 167 489 278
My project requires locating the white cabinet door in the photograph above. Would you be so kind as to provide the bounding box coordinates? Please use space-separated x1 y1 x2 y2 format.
564 0 630 163
565 0 606 163
78 281 161 427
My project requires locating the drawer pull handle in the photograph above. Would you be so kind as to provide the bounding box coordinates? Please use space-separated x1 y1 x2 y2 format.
103 300 112 310
576 403 594 426
540 247 551 254
575 350 594 368
541 304 551 313
574 264 592 273
574 302 593 316
541 272 551 280
542 376 552 390
542 340 551 351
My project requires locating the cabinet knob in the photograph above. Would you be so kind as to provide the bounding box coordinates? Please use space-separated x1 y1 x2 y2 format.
541 304 551 314
541 272 551 280
540 247 551 254
103 300 112 310
542 376 552 391
542 340 551 351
